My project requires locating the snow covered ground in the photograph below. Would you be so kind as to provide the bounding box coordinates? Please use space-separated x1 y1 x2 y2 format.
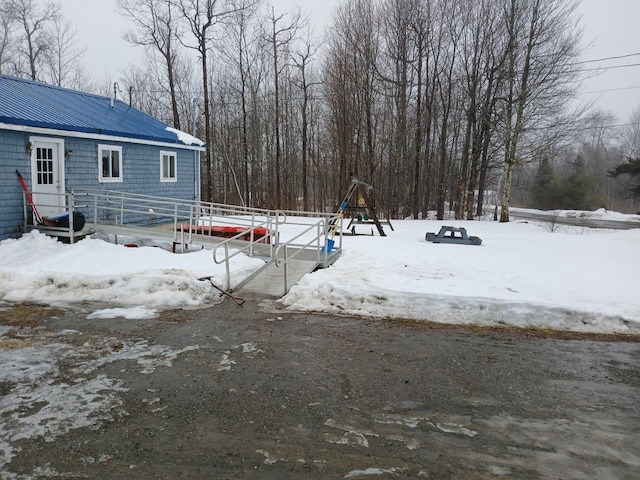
281 212 640 334
0 208 639 334
0 231 264 317
511 206 640 222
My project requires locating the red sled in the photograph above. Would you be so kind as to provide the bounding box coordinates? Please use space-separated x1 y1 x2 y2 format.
180 224 270 243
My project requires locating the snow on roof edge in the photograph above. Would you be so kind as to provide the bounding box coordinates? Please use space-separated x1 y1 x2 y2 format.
165 126 205 148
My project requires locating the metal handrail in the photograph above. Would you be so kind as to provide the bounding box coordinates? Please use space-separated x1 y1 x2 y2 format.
79 189 332 222
274 220 328 293
211 218 279 290
274 220 324 267
211 217 278 265
211 213 341 294
24 188 342 292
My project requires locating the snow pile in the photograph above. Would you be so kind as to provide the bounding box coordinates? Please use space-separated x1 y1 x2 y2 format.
0 231 263 309
0 214 639 334
279 219 640 334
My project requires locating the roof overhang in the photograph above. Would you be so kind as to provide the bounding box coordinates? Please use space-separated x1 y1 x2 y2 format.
0 122 206 152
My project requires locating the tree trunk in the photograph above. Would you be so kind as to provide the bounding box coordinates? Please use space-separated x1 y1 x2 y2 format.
201 48 212 202
272 20 282 208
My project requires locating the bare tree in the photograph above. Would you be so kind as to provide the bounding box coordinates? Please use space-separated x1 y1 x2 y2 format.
622 107 640 160
172 53 204 135
325 0 381 193
0 1 15 74
67 0 610 220
292 30 320 211
380 0 433 219
41 13 87 88
433 1 462 220
456 0 506 219
117 0 183 129
174 0 252 202
175 0 224 202
6 0 60 80
121 60 170 120
498 0 583 222
408 1 429 219
264 6 302 207
218 0 262 206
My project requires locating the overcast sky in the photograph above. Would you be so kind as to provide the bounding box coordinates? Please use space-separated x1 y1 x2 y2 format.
62 0 640 122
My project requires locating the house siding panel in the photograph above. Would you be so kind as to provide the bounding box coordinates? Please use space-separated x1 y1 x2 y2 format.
1 132 200 239
65 140 196 198
0 130 33 239
64 140 197 226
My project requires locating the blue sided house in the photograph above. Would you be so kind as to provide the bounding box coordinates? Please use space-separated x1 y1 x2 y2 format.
0 74 205 240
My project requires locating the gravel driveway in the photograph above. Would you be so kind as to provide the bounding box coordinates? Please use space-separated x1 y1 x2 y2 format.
1 297 639 479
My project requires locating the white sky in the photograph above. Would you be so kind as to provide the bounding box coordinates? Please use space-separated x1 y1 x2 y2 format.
62 0 640 121
578 0 640 122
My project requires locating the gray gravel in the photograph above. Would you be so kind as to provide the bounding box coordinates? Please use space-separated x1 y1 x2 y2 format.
1 296 639 479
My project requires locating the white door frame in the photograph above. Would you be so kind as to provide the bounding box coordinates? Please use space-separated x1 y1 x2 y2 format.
29 136 66 217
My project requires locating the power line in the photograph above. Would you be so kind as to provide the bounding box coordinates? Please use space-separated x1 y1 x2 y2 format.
574 52 640 65
580 122 640 130
573 62 640 73
580 85 640 95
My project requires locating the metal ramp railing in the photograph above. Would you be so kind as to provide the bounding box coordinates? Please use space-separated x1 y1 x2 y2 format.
22 189 343 295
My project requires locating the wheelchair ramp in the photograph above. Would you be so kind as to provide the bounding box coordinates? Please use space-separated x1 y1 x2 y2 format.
238 258 319 298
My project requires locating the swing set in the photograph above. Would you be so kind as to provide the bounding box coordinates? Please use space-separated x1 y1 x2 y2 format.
327 176 393 238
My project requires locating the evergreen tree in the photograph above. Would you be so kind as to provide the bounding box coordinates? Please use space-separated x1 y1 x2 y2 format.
609 157 640 198
530 156 602 210
531 157 555 209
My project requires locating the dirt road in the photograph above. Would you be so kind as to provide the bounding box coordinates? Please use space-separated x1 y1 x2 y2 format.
1 296 639 479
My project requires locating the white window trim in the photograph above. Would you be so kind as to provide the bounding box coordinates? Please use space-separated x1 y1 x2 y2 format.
98 144 123 183
160 150 177 183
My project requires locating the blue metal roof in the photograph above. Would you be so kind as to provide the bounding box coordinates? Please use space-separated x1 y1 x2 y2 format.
0 74 204 147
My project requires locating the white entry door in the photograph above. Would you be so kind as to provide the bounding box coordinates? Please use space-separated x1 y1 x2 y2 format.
30 138 65 217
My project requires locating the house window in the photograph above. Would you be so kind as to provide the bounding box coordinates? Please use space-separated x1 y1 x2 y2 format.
160 151 177 182
98 145 122 182
36 147 54 185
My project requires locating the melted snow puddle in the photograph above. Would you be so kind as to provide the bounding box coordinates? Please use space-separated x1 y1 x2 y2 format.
434 422 478 437
325 413 478 478
345 467 404 477
0 326 199 472
87 306 158 320
256 449 288 465
324 419 379 447
324 413 478 454
217 342 264 371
